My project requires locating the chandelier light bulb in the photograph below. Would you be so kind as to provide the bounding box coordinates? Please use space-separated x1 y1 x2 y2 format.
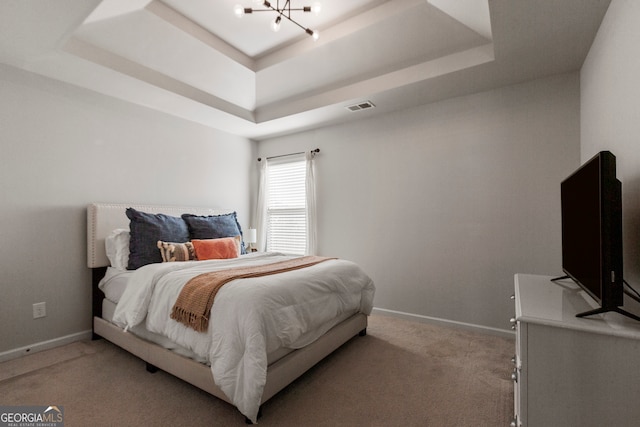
312 30 320 41
312 2 322 16
234 4 245 18
271 16 282 32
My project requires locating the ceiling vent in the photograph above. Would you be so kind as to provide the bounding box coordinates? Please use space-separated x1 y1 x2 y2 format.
346 101 375 112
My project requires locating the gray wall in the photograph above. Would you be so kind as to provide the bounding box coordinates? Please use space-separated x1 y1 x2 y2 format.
581 1 640 290
0 58 585 355
257 73 581 332
0 64 255 355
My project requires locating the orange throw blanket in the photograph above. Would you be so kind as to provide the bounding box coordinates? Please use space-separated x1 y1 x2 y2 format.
171 256 335 332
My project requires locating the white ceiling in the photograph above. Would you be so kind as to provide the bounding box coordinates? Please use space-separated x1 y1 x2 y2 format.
0 0 611 140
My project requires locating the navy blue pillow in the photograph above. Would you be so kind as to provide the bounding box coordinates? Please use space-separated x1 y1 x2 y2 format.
182 212 246 254
126 208 190 270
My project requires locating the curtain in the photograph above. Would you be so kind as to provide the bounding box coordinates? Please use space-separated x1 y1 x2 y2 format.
255 158 268 252
305 151 317 255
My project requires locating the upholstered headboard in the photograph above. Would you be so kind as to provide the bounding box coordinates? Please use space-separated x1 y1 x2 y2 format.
87 203 234 268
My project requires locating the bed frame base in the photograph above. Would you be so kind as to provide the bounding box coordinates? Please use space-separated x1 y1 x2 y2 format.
93 313 367 420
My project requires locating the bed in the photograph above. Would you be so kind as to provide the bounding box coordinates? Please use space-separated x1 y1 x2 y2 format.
87 203 375 423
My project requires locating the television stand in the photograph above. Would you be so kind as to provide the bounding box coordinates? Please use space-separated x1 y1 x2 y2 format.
511 274 640 427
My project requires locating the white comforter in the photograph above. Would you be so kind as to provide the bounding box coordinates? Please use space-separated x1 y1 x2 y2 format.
111 252 375 423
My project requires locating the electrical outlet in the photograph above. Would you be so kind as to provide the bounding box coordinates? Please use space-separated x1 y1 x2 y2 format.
33 302 46 319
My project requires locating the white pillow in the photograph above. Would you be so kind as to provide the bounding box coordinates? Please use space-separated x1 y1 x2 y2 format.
105 228 130 270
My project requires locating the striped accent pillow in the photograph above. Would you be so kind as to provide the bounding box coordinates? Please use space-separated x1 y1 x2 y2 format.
157 241 196 262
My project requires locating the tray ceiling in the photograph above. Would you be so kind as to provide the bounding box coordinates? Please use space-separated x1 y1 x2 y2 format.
0 0 611 140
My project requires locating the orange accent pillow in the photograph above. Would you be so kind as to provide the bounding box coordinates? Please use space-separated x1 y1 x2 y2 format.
191 237 240 260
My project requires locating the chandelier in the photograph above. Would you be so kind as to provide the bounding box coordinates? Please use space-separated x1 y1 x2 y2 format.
234 1 322 40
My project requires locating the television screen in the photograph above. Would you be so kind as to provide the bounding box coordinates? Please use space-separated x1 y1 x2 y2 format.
559 151 624 311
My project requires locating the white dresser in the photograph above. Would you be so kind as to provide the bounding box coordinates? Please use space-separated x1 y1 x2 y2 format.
511 274 640 427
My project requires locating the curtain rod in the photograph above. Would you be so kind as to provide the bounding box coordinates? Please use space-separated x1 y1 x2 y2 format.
257 148 320 162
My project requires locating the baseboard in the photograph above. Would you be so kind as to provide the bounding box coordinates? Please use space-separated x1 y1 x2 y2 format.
372 307 515 339
0 330 93 363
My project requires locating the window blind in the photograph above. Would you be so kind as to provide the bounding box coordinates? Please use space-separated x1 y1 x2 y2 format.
266 156 306 254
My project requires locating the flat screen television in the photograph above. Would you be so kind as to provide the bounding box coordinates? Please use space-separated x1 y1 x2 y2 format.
554 151 639 321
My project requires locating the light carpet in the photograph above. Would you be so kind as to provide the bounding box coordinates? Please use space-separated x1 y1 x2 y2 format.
0 315 514 426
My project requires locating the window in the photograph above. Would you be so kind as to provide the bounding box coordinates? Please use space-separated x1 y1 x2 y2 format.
256 150 317 255
265 155 307 254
